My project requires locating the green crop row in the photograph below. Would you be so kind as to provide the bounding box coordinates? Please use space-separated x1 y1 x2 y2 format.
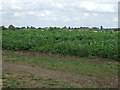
2 30 118 60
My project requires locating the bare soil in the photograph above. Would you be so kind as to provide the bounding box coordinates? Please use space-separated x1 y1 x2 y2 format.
3 62 118 88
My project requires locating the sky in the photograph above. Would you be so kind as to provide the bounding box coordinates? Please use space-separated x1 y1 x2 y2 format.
0 0 119 28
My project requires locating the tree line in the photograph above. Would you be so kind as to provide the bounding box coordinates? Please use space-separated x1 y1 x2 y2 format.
0 25 119 31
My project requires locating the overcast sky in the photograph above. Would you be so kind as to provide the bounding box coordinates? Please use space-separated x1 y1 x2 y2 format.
1 0 119 28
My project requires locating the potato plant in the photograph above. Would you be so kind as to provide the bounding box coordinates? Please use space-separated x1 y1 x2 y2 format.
2 30 118 60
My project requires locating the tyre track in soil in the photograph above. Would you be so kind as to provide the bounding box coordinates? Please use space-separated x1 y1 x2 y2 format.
3 62 118 88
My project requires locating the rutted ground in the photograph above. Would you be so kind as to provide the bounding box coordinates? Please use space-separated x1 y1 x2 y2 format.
3 69 77 88
3 62 118 88
2 50 119 88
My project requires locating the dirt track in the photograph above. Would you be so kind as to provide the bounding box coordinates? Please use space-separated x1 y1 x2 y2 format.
3 62 118 88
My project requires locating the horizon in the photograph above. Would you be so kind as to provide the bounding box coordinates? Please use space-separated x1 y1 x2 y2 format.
1 24 119 29
1 0 119 28
2 25 119 29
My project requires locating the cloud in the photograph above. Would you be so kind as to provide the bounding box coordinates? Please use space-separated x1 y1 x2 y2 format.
113 17 118 22
60 16 70 22
83 13 89 17
50 3 64 9
38 10 54 17
73 17 81 22
78 1 96 11
13 12 25 17
76 1 117 13
1 0 119 27
93 13 99 16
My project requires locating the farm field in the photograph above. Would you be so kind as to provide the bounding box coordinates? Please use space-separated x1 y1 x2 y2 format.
1 0 119 88
2 30 119 88
2 30 118 60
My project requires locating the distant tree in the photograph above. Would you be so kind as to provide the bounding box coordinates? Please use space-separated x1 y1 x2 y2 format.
52 27 60 30
68 27 71 30
74 27 77 30
15 27 21 30
56 27 61 30
21 27 26 29
8 25 15 30
48 27 53 31
100 26 103 30
113 28 119 31
38 27 42 29
30 26 36 29
92 27 99 29
1 26 6 30
62 26 67 30
53 27 57 30
27 26 29 29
